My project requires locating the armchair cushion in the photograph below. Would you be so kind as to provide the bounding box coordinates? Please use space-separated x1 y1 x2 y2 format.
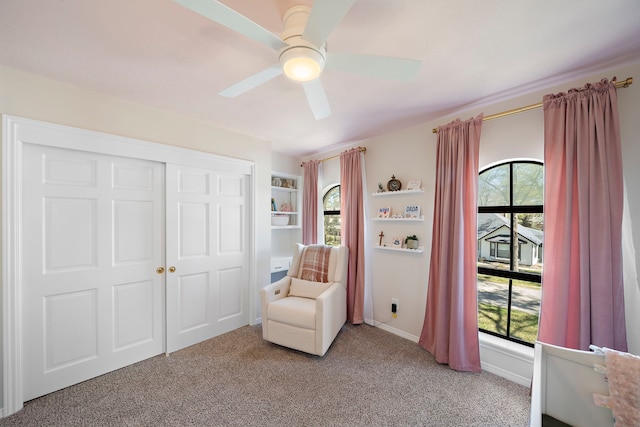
267 297 316 329
289 277 334 299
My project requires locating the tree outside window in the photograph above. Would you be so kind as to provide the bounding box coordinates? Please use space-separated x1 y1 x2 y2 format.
323 185 341 246
477 161 544 346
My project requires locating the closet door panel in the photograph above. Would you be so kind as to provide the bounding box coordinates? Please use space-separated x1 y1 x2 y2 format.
22 144 165 401
166 165 249 352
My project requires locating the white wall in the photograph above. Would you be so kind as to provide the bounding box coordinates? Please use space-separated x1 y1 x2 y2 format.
304 60 640 384
0 66 274 412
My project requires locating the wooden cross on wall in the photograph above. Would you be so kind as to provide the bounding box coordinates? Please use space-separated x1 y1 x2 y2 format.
378 231 384 246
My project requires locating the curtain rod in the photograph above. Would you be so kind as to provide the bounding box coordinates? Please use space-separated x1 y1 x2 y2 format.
300 146 366 167
431 77 633 134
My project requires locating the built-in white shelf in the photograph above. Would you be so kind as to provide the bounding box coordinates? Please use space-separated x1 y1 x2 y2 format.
372 216 424 222
371 189 424 197
272 186 298 193
374 245 424 253
271 172 301 229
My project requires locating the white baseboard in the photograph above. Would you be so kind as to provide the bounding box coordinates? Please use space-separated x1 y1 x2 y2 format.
480 361 531 386
372 321 419 343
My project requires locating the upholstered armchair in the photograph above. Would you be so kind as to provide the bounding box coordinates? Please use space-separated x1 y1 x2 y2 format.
260 243 349 356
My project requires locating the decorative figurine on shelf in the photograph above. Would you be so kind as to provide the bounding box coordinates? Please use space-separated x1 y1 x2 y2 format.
387 175 401 192
271 198 277 211
377 182 385 193
405 235 419 249
280 202 292 212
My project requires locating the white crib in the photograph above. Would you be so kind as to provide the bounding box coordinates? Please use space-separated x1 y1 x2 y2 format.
530 341 614 427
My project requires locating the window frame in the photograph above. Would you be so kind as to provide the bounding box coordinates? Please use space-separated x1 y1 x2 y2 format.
322 184 341 247
478 160 543 347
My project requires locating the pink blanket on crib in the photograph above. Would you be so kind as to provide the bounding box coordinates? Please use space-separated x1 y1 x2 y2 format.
602 348 640 427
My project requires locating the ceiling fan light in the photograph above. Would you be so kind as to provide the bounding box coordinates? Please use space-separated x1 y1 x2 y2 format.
280 47 325 82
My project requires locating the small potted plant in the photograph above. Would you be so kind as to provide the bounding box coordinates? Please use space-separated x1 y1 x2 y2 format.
405 235 419 249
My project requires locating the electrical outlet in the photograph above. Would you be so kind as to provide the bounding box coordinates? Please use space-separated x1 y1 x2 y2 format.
391 298 399 317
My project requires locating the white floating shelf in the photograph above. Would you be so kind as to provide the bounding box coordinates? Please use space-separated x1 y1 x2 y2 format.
271 225 301 230
371 189 424 196
372 216 424 222
374 245 424 253
272 211 298 215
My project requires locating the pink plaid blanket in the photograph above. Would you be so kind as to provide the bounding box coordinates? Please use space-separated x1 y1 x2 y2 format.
299 245 332 283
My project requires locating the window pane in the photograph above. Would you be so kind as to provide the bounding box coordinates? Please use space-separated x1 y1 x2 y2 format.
478 275 540 344
509 279 541 343
324 214 341 246
513 163 544 206
516 213 543 276
478 212 544 274
497 243 510 259
478 274 509 336
477 213 512 269
323 186 340 211
478 164 510 206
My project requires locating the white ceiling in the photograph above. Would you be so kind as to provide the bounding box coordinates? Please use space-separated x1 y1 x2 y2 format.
1 0 640 157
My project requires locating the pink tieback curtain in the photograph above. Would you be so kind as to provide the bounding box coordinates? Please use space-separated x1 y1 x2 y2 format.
538 78 627 351
340 148 365 324
418 114 483 372
302 160 320 245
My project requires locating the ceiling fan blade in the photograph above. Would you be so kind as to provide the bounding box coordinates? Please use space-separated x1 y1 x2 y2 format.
302 0 357 48
303 79 331 120
326 52 422 81
219 65 282 98
174 0 287 51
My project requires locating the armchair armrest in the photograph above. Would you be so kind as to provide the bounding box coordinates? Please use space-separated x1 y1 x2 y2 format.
261 276 291 305
260 276 292 339
315 281 347 355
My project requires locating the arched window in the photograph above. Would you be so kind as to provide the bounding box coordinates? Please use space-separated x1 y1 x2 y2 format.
323 185 341 246
477 161 543 346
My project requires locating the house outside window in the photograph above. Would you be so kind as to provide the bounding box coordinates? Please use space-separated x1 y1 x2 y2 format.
477 161 543 346
323 185 341 246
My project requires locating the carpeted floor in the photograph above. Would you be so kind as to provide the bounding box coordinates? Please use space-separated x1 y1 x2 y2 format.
0 324 531 426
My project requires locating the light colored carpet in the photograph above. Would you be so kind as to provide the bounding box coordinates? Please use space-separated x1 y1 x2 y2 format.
0 324 531 426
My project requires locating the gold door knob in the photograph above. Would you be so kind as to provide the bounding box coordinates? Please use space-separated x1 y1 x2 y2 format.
168 266 176 273
156 267 165 274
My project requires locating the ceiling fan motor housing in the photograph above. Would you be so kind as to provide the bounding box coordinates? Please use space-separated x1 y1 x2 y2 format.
279 5 326 82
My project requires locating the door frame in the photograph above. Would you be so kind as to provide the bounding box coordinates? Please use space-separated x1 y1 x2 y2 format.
2 115 256 416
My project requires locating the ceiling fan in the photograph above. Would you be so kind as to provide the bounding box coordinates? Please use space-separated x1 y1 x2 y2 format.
174 0 422 119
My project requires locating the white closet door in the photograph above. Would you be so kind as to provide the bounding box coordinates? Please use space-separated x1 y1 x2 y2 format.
165 164 249 353
21 144 165 401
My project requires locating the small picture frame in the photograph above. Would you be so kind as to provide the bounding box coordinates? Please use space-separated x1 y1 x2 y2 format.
378 207 391 218
407 179 421 191
391 237 403 248
405 205 421 219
